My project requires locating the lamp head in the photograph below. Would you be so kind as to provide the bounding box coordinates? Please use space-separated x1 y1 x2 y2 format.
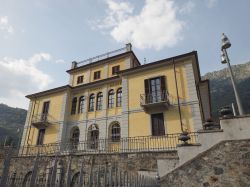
221 51 227 64
221 33 231 50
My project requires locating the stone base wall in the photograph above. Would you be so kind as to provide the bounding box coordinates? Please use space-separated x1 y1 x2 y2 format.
1 151 177 186
160 139 250 187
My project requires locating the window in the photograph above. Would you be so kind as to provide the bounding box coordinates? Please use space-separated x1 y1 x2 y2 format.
89 94 95 111
112 65 120 75
108 89 115 108
94 71 101 80
151 113 165 136
41 101 50 121
77 75 84 84
70 127 80 150
116 88 122 107
71 172 80 187
110 123 120 142
78 96 85 113
37 129 45 145
71 97 77 114
144 76 166 103
96 92 103 110
88 124 99 149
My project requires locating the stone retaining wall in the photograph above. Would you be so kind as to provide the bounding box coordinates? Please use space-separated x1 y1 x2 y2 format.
160 139 250 187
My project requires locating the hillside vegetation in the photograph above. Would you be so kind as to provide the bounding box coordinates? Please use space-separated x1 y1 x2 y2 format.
202 61 250 118
0 104 27 143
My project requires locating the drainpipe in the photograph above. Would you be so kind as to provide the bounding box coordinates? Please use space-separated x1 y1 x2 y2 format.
173 59 184 132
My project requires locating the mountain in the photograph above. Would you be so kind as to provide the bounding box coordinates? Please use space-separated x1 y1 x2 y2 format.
0 104 27 144
202 61 250 119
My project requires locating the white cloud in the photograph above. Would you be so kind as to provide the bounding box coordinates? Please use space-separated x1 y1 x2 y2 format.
0 53 53 109
206 0 218 8
55 59 66 64
179 1 195 14
95 0 186 50
0 16 14 35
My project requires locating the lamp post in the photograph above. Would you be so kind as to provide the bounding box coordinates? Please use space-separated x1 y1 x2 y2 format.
221 33 244 115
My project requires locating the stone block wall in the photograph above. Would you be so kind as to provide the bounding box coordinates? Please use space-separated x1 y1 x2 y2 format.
160 139 250 187
1 150 177 186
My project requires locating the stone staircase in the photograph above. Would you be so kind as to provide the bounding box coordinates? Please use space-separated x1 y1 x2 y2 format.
158 115 250 186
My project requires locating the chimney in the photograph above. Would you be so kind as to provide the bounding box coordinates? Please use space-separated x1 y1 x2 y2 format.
71 61 77 69
126 43 132 52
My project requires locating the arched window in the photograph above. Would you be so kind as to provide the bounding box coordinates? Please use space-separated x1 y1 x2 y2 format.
22 171 32 187
71 172 80 187
110 122 120 142
71 97 77 114
87 124 99 149
116 88 122 107
108 89 115 108
70 127 80 150
96 92 103 110
78 96 85 113
88 94 95 112
71 127 80 143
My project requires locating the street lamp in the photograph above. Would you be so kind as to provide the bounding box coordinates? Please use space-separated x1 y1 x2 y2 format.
221 33 244 115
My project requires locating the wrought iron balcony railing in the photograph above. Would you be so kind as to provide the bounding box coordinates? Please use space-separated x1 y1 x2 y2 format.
16 132 198 156
31 114 52 128
140 90 170 111
140 90 169 105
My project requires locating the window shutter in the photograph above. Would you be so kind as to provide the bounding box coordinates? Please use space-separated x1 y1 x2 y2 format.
159 116 165 135
160 76 166 91
144 79 149 94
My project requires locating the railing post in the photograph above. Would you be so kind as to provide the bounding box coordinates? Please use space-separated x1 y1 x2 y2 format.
104 162 107 186
97 166 101 187
29 154 39 187
66 155 72 187
109 165 113 187
79 158 84 187
0 147 13 187
50 155 58 187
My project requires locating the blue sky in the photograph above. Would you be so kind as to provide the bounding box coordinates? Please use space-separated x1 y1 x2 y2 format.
0 0 250 109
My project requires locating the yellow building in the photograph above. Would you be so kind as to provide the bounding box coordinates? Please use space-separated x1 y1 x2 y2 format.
20 44 211 153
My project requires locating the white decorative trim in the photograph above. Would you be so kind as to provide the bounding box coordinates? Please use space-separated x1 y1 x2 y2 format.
86 69 90 83
121 76 129 138
185 63 202 131
57 92 69 144
104 64 108 79
20 101 33 146
125 57 131 69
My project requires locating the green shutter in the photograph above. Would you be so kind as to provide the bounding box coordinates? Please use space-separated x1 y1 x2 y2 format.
144 79 149 94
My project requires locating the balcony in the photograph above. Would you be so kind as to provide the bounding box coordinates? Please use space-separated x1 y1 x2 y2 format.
140 90 170 112
31 114 52 129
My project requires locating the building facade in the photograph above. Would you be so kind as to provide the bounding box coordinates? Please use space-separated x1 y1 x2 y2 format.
20 44 211 152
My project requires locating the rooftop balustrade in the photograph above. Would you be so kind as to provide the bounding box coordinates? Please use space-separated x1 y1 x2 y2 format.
72 43 132 68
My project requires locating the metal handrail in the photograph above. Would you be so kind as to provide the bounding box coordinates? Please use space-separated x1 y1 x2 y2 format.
31 114 52 123
140 90 169 105
14 133 198 156
76 46 127 66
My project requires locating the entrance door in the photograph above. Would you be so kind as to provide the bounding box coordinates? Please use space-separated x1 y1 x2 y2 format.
151 113 165 136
